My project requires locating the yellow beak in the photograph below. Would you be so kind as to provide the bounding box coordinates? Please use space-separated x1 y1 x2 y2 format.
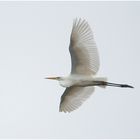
45 77 58 80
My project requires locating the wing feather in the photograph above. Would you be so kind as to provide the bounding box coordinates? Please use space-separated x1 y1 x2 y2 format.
69 18 100 75
59 86 94 113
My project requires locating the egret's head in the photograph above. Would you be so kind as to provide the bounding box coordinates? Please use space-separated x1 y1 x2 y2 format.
45 76 61 80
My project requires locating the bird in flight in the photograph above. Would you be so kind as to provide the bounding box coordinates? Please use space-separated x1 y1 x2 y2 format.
45 18 133 113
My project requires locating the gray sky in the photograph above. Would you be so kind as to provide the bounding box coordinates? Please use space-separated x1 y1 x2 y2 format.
0 1 139 138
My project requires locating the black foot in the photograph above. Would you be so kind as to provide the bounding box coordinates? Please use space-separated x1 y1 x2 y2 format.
121 84 134 88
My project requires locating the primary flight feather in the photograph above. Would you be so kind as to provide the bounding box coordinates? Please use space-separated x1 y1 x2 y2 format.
69 18 99 75
46 18 133 113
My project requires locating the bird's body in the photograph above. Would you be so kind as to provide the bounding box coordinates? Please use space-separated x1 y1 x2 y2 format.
46 18 133 113
57 75 106 87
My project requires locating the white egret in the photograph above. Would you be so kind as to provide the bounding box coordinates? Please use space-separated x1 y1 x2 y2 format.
45 18 133 113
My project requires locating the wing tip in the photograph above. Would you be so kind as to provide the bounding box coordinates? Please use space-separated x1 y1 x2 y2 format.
71 18 94 41
59 103 77 113
73 18 87 28
59 108 71 113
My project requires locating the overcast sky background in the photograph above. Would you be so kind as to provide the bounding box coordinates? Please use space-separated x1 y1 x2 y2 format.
0 1 139 139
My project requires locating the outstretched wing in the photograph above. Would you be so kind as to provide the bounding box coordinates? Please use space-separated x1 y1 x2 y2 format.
69 18 100 75
59 86 94 113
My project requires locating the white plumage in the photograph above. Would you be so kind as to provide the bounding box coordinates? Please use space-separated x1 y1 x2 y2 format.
59 86 94 113
69 18 99 75
59 19 99 112
46 18 133 113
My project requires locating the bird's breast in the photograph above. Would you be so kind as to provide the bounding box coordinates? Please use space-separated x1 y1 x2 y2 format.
59 80 73 87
